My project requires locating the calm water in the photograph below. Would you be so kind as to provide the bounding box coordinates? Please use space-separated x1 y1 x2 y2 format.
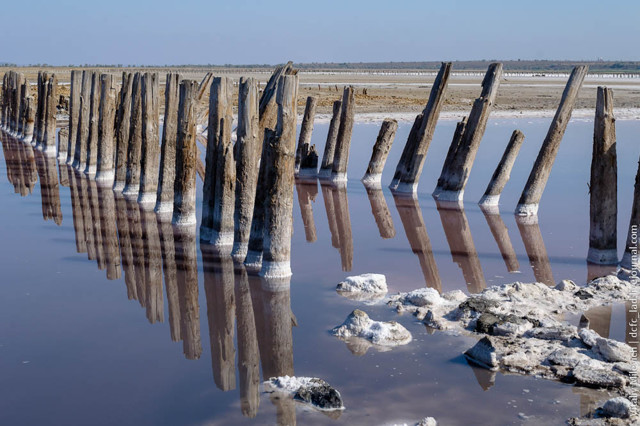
0 117 638 425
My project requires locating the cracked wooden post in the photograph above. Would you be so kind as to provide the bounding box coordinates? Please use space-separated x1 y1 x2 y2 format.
138 72 160 207
42 74 58 155
478 129 525 210
155 73 180 216
362 118 398 185
123 72 143 198
66 70 81 164
201 77 233 243
433 63 502 202
211 78 235 249
588 87 617 265
260 74 298 278
318 100 342 179
330 86 355 184
73 70 91 170
259 62 294 137
96 74 116 184
172 79 198 226
516 65 588 215
17 80 27 139
84 72 100 172
23 97 35 144
622 158 640 270
232 77 260 262
294 96 317 176
113 72 133 191
390 62 452 193
36 74 48 147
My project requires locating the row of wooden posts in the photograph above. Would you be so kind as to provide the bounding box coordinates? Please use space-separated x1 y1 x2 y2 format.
1 62 637 271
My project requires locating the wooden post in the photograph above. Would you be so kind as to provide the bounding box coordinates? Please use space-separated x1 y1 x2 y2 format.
138 72 160 207
478 129 525 208
433 63 503 202
123 72 143 198
73 70 92 171
588 87 617 265
318 100 342 178
622 159 640 270
42 74 58 155
362 118 398 185
232 77 260 262
66 70 82 164
113 72 134 191
201 77 233 243
36 73 48 147
96 74 116 184
17 80 27 139
261 74 299 278
23 97 35 144
390 62 452 193
516 65 588 215
211 78 235 248
259 62 294 137
156 73 180 216
330 87 355 184
84 72 101 172
294 96 317 175
172 80 198 226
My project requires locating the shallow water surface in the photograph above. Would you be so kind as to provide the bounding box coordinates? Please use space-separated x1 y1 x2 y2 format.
0 117 638 425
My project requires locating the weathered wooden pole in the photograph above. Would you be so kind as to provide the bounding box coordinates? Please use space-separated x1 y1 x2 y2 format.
210 77 235 248
294 96 317 174
261 74 299 278
33 72 44 143
201 77 232 242
23 97 35 144
390 62 452 192
318 100 342 178
73 70 92 171
259 62 294 137
17 80 27 139
95 74 116 184
155 73 180 216
433 63 502 202
113 72 133 191
478 129 525 209
84 72 101 171
172 79 198 226
66 70 82 164
42 74 58 155
330 87 355 184
516 65 588 215
622 159 640 270
123 72 143 198
138 72 160 207
232 77 260 262
362 118 398 185
588 87 617 265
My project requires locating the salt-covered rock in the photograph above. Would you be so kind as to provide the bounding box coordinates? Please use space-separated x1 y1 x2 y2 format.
526 325 578 342
547 347 589 368
264 376 344 411
572 362 626 388
464 337 499 369
579 328 600 348
417 418 438 426
337 273 388 294
555 279 578 292
600 397 633 419
596 337 634 363
331 310 412 347
396 288 443 307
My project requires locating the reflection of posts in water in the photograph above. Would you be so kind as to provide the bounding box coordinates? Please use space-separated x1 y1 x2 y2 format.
157 217 181 341
582 305 612 338
174 226 202 360
202 245 236 391
586 263 616 282
480 206 519 273
140 207 164 324
321 183 353 271
115 192 138 300
68 169 87 253
235 263 260 418
34 150 62 225
515 216 555 286
127 197 146 306
295 180 318 243
78 174 97 261
97 185 121 280
250 273 295 426
573 386 601 418
87 179 105 269
436 202 486 293
365 183 396 239
394 195 441 292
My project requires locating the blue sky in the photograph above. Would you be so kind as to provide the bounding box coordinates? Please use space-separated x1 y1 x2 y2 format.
3 0 638 65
